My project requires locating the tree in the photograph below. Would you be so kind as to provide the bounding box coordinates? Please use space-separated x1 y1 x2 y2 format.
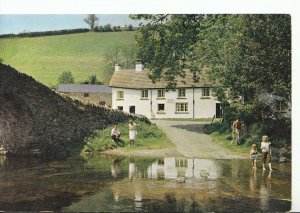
58 71 74 84
131 14 291 102
89 74 97 84
84 14 99 32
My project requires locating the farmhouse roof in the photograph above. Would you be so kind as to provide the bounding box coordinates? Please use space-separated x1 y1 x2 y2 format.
58 84 112 94
109 69 213 89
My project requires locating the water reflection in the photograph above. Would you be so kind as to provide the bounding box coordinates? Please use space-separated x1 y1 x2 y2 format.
136 157 220 181
260 170 272 211
0 155 291 212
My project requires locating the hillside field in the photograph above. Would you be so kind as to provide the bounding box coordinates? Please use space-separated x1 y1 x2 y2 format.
0 31 136 86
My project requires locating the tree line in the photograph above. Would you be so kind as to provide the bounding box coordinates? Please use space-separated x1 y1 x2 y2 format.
131 14 291 147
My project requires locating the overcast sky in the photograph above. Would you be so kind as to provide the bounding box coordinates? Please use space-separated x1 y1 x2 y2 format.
0 14 142 34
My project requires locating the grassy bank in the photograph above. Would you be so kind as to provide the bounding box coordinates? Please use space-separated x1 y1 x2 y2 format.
0 31 135 86
203 123 250 154
81 120 174 155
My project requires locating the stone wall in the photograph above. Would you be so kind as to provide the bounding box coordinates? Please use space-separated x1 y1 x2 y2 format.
0 64 150 159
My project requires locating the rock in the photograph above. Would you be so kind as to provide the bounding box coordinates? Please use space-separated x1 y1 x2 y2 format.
279 148 288 157
279 156 288 163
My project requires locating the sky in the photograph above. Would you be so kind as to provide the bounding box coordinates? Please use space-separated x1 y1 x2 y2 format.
0 14 142 34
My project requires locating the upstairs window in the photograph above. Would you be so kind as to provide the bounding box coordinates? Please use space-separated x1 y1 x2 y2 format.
141 89 149 99
157 89 165 98
178 89 186 98
202 88 210 97
117 91 124 100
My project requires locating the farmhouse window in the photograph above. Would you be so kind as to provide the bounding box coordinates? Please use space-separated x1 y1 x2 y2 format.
157 89 165 98
117 91 124 100
176 102 188 112
178 89 186 98
158 103 165 112
275 101 288 112
141 90 149 99
117 106 123 111
202 88 210 97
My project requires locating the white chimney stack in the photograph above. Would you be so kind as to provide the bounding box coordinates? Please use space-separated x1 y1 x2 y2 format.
115 64 121 72
135 59 144 72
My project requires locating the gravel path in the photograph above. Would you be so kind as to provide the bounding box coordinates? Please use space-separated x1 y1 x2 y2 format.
153 120 247 159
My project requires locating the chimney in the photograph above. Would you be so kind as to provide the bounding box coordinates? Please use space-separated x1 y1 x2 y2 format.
135 59 144 72
115 64 121 72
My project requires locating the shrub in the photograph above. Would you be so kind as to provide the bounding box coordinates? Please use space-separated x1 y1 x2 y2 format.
58 71 74 84
203 123 230 134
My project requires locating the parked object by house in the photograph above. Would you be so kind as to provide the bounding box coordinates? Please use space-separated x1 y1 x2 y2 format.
109 62 222 119
57 84 112 107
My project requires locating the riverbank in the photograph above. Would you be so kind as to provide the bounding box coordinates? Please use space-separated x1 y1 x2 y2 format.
93 120 248 159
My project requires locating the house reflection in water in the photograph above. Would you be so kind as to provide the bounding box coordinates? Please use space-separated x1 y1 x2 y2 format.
146 157 220 180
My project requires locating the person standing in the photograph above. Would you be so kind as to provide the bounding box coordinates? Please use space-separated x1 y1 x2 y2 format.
261 135 272 171
250 144 258 169
231 117 242 145
128 120 137 146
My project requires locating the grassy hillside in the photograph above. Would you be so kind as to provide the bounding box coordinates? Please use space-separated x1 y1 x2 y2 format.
0 31 136 86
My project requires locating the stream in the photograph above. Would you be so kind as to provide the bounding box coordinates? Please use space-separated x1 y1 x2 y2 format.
0 155 291 212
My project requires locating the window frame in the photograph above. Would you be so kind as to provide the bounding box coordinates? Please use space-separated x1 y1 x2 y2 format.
157 89 165 99
175 102 188 113
177 89 186 98
202 87 210 98
157 103 165 113
116 91 124 100
275 101 288 113
141 89 149 99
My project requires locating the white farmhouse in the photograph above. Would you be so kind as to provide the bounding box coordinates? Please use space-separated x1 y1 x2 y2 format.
109 62 222 119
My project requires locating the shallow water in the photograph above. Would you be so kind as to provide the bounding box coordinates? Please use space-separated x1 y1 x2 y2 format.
0 155 291 212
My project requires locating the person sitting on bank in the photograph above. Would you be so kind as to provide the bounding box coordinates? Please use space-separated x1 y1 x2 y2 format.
231 117 242 145
111 124 121 143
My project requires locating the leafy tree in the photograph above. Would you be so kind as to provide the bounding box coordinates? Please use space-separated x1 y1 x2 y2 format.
103 24 113 32
88 74 97 84
84 14 99 32
58 71 74 84
128 24 134 31
102 45 137 83
131 14 291 102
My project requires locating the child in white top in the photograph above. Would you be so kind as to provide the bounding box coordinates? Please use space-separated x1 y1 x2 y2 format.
260 135 272 171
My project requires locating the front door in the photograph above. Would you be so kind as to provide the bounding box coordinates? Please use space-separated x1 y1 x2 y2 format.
216 103 223 118
129 106 135 114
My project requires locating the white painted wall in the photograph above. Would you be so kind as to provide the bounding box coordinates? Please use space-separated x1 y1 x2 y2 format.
111 87 219 119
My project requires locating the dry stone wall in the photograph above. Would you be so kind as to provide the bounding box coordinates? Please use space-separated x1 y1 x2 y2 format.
0 64 150 159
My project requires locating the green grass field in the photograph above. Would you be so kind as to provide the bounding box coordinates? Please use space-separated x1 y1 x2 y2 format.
0 31 136 86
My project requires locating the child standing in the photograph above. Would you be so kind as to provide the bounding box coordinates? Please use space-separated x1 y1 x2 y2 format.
260 135 272 171
250 144 258 169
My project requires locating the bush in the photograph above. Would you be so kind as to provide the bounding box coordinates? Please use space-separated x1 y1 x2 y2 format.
58 71 74 84
203 123 230 134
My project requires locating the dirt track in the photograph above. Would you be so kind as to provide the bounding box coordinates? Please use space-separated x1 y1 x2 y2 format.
153 120 247 159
